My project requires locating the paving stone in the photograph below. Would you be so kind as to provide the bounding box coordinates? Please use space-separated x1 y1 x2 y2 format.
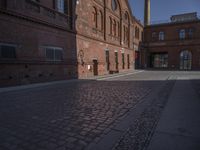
0 71 185 150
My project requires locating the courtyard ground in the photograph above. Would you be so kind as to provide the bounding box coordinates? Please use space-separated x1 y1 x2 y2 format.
0 71 200 150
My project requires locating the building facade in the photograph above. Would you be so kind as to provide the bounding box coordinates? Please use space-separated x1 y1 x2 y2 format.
76 0 142 78
0 0 142 86
142 13 200 70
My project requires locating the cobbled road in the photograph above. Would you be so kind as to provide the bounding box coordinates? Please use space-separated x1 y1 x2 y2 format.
0 71 199 150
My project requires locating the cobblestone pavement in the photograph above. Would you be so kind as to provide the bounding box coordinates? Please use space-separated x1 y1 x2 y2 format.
112 80 175 150
0 71 199 150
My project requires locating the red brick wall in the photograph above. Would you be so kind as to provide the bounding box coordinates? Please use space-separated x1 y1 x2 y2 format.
0 0 138 86
143 21 200 70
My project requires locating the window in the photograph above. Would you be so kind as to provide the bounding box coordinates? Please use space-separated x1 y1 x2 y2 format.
127 54 130 69
122 53 125 69
180 50 192 70
159 31 165 41
111 0 117 11
179 29 185 39
188 28 194 39
105 50 110 71
92 7 98 28
117 22 120 37
56 0 72 15
151 53 168 68
115 51 118 70
138 28 140 39
109 17 112 35
123 26 126 41
135 27 139 39
0 44 16 59
99 10 104 31
125 13 128 20
57 0 64 13
113 19 117 36
46 47 63 61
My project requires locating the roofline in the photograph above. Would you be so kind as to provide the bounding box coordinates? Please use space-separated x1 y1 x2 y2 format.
125 0 143 27
145 19 200 28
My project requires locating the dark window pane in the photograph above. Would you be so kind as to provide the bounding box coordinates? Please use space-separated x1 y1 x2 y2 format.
55 50 63 60
1 45 16 58
46 48 54 60
0 0 7 9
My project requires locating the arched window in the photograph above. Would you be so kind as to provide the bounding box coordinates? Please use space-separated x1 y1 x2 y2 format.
117 21 120 38
180 50 192 70
92 7 98 28
126 27 129 43
99 11 104 31
138 28 140 39
159 31 165 41
135 27 140 39
124 12 129 24
111 0 117 11
113 19 117 36
123 25 126 41
179 29 185 39
109 17 112 35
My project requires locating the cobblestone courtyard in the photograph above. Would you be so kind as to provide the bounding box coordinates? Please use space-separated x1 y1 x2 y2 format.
0 71 200 150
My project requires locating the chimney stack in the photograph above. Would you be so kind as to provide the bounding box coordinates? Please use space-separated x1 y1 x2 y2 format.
144 0 150 26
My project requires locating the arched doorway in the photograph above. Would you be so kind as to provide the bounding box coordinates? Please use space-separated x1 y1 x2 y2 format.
180 50 192 70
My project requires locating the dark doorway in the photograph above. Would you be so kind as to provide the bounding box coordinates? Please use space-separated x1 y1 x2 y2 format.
93 59 98 76
135 51 140 69
122 53 125 69
127 54 130 69
150 52 168 68
115 52 118 71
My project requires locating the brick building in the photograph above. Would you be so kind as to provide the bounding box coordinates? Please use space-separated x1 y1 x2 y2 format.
142 12 200 70
0 0 143 86
76 0 143 78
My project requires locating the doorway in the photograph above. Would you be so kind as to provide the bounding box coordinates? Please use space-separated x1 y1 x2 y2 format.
115 52 118 71
105 51 110 71
93 59 98 76
180 50 192 70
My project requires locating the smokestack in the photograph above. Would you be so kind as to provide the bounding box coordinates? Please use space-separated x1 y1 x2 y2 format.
144 0 150 26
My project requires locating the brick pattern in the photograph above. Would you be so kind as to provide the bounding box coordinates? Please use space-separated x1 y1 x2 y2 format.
142 21 200 70
0 80 154 150
0 0 143 86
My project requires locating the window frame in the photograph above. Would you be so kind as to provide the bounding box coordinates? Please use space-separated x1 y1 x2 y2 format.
179 29 186 40
0 43 17 59
188 28 194 39
45 46 63 61
57 0 65 13
159 31 165 41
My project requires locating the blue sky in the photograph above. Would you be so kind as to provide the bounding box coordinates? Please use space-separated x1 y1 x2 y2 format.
129 0 200 24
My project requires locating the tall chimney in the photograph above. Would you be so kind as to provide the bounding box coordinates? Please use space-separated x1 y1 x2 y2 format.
144 0 150 26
